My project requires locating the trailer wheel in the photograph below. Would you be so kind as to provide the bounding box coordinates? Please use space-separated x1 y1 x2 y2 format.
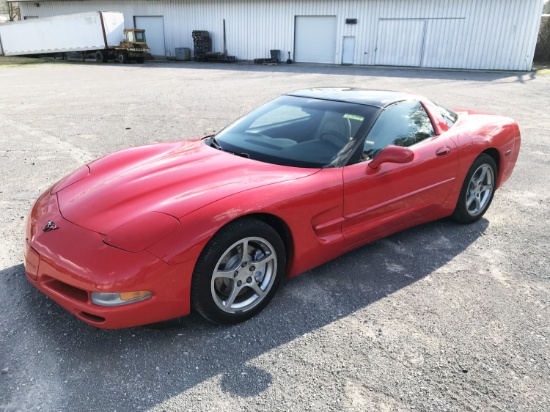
117 52 128 64
95 51 108 63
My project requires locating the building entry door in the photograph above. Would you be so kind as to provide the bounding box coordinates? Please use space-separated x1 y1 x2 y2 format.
342 36 355 65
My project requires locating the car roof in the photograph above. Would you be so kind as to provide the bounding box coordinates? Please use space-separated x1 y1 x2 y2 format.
286 88 419 109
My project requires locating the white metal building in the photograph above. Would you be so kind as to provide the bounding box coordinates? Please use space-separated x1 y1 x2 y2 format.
11 0 546 70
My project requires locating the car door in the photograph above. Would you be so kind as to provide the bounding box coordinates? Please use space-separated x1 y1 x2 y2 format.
342 100 459 247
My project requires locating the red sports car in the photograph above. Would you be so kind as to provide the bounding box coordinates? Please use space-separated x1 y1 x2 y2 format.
24 89 521 328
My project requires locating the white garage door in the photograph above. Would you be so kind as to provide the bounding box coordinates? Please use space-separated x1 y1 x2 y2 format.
134 16 165 58
295 16 337 64
375 19 426 67
421 18 465 68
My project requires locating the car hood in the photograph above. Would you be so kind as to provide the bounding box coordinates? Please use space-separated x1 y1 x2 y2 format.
57 140 319 234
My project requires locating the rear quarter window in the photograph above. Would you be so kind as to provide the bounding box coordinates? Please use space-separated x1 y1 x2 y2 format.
435 103 459 128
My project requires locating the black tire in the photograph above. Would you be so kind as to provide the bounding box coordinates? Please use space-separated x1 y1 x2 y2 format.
95 51 108 63
117 52 128 64
452 153 497 224
136 57 145 64
191 218 286 324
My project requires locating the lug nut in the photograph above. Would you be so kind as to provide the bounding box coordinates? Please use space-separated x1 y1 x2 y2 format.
241 262 247 267
237 280 242 287
249 266 255 271
246 277 252 283
234 271 238 277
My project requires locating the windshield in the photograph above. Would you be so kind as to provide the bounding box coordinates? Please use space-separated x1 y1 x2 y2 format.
135 32 146 42
213 95 378 168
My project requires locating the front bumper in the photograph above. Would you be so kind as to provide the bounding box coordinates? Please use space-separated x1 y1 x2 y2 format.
24 190 195 329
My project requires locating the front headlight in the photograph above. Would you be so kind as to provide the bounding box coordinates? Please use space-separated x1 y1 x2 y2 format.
104 212 180 253
91 291 152 306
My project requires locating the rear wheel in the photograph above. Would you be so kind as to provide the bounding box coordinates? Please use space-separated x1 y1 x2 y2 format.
136 57 145 64
452 153 497 223
191 218 285 324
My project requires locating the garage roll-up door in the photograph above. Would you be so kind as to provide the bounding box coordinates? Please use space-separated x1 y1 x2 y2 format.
295 16 337 64
375 19 426 67
375 18 466 68
134 16 165 58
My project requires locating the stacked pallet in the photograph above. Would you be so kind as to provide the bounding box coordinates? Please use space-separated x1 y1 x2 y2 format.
192 30 212 62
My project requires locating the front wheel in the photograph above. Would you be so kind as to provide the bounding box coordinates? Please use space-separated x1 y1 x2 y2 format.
452 153 497 224
117 52 128 64
191 218 286 324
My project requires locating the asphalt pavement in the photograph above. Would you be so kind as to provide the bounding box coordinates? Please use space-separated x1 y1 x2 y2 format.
0 59 548 411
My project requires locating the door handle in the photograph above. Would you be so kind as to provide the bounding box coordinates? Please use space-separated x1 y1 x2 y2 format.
436 146 452 157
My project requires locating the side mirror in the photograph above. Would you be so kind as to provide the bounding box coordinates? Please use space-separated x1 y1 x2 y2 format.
368 145 414 169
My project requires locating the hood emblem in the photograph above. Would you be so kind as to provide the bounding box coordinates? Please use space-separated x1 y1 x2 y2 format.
43 220 59 232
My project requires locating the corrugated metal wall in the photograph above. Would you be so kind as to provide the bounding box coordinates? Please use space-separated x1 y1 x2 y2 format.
18 0 545 70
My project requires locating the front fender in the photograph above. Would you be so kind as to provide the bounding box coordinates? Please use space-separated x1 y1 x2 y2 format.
146 168 345 278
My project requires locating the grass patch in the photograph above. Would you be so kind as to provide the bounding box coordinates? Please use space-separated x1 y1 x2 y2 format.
0 56 54 66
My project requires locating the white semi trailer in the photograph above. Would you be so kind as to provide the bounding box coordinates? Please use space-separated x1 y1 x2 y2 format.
0 11 151 63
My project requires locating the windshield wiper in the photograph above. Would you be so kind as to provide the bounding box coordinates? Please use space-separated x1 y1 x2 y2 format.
210 136 223 150
234 152 250 159
207 136 250 159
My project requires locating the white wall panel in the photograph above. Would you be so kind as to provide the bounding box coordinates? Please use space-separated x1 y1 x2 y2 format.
17 0 545 70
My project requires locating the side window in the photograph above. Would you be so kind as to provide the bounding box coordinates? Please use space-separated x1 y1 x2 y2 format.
435 102 459 128
249 105 310 129
362 101 435 161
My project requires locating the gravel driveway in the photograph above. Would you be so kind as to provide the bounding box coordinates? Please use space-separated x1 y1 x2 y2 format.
0 60 548 412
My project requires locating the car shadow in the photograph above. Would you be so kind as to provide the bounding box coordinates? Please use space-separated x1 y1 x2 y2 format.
0 217 488 410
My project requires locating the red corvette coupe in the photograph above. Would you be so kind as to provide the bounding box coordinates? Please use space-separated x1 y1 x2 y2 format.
24 88 520 328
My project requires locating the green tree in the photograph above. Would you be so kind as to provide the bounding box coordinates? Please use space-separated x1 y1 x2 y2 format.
0 0 8 15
